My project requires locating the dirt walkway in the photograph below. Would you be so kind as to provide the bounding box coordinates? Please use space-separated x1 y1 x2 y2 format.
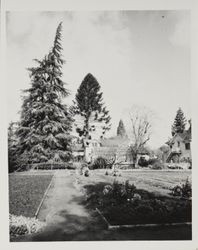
14 170 191 241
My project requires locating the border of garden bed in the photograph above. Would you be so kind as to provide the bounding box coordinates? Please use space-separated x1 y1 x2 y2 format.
95 208 192 230
34 174 55 219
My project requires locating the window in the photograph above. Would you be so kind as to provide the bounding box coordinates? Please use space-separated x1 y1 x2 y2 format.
177 141 180 147
185 143 190 150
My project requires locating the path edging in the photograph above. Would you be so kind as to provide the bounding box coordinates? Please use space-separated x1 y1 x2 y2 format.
34 174 55 219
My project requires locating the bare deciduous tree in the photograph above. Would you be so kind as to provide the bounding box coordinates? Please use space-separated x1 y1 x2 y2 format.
128 106 154 167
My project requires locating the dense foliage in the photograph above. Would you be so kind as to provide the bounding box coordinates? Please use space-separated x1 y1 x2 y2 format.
16 23 72 165
138 157 164 169
90 156 117 169
8 122 18 172
91 157 109 169
171 178 192 199
171 107 186 136
73 73 111 139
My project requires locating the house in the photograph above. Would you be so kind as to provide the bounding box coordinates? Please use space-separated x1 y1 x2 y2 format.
71 136 102 162
71 134 152 167
165 129 191 164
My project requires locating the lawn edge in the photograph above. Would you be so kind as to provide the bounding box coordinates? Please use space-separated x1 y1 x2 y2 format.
34 174 55 219
95 207 192 230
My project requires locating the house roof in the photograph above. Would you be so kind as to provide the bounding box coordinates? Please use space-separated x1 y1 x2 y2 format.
166 130 191 145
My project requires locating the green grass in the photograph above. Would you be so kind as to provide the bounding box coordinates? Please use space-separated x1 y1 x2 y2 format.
9 174 53 217
78 170 191 197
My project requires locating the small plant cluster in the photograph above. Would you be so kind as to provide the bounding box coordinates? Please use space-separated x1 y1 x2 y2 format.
9 214 45 238
79 162 90 177
171 178 192 199
105 169 122 177
103 180 138 203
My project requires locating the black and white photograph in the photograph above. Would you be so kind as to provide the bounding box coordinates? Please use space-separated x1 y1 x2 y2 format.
1 0 198 247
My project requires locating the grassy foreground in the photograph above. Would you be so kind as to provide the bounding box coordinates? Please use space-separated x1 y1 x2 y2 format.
9 173 53 217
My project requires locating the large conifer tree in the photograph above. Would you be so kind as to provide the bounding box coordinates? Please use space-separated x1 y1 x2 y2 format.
171 107 186 136
73 73 111 139
17 23 73 164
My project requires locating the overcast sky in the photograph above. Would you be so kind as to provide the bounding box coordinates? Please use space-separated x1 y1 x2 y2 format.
6 10 191 148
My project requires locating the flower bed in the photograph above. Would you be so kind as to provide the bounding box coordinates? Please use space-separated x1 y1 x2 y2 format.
10 214 45 238
84 180 191 226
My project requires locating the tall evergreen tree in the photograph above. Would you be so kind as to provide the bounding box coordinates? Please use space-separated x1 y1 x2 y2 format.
17 23 73 164
73 73 111 139
171 107 186 136
117 119 127 138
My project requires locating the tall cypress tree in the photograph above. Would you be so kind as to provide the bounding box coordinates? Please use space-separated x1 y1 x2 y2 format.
171 107 186 136
117 119 127 138
17 23 73 164
73 73 111 139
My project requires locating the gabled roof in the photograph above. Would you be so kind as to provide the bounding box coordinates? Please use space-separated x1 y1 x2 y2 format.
166 130 191 145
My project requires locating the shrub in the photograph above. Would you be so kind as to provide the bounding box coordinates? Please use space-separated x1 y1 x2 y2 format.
91 157 109 169
181 178 192 198
171 178 192 199
149 159 164 170
138 157 149 167
84 169 90 177
102 180 137 203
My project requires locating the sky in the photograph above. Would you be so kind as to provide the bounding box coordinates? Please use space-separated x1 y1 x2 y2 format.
6 10 191 148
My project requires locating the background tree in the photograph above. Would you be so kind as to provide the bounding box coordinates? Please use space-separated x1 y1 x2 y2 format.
171 107 186 136
8 122 18 172
128 106 153 167
17 23 73 165
117 119 127 138
73 73 111 139
155 144 170 163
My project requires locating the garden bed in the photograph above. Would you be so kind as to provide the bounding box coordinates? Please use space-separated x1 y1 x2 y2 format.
10 214 45 239
83 181 191 227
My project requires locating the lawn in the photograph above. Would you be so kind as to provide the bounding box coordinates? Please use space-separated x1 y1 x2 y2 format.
9 173 53 217
77 169 191 197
